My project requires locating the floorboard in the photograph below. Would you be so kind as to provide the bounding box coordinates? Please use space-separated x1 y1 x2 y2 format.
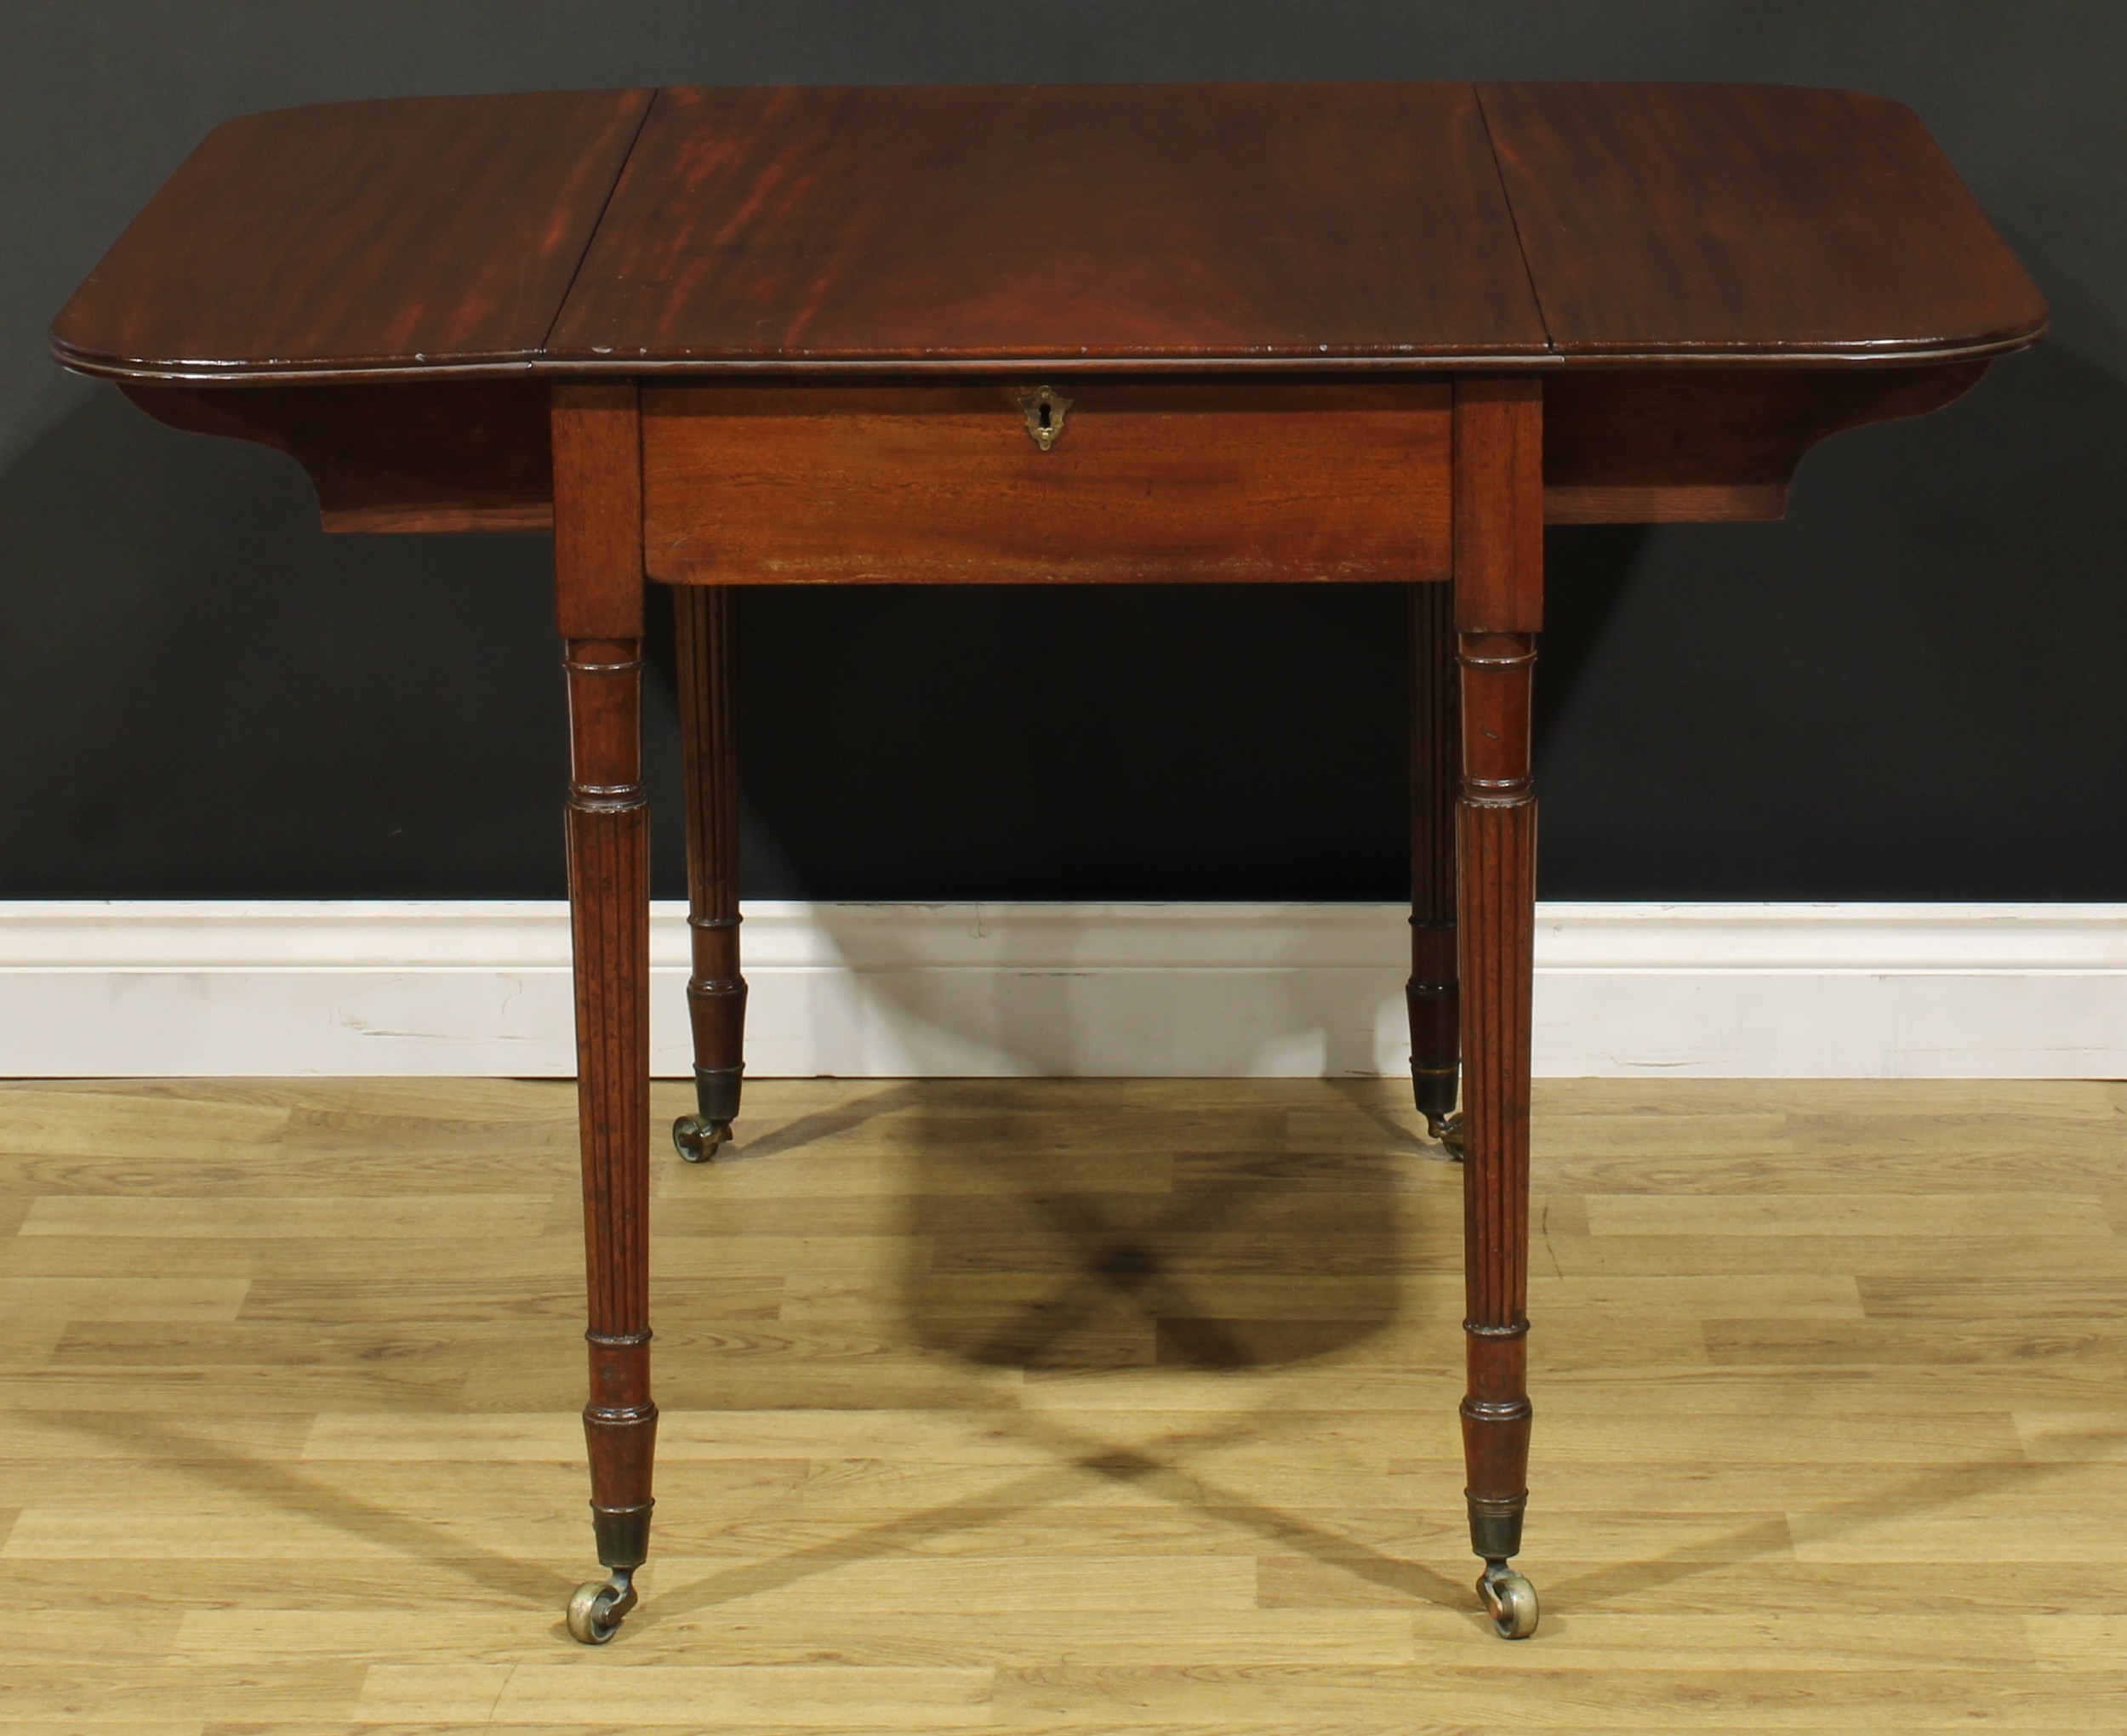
1 1075 2121 1730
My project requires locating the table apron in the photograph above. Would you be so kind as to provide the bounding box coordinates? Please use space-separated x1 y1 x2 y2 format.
639 380 1454 585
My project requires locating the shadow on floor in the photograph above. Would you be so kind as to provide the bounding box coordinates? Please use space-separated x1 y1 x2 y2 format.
881 1080 1423 1374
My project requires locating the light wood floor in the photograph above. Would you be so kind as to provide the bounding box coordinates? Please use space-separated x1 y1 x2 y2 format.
1 1075 2123 1733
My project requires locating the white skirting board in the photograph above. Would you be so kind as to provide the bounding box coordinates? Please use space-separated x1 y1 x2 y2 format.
0 901 2121 1079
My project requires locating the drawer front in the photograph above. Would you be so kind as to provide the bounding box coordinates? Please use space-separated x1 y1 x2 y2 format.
641 381 1451 584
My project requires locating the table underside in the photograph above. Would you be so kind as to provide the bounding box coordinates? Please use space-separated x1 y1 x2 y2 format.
117 361 1990 547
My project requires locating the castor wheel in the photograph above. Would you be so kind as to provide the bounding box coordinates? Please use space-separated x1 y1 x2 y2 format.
1478 1563 1539 1640
672 1114 732 1163
1428 1110 1465 1161
566 1569 637 1644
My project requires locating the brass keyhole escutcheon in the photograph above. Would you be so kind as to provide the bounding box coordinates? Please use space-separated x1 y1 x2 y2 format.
1016 384 1072 451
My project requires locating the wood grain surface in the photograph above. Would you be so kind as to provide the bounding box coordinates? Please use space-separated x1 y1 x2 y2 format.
54 82 2043 383
3 1073 2123 1729
642 380 1454 584
118 380 556 532
1480 83 2047 363
551 83 1548 370
52 91 653 382
1540 361 1991 523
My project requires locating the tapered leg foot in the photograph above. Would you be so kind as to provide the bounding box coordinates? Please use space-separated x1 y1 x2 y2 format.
1416 1058 1461 1153
1468 1482 1537 1640
1467 1488 1526 1561
673 1062 743 1161
1415 1065 1460 1145
567 1500 651 1642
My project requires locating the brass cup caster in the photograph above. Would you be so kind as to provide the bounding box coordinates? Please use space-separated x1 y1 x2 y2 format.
1426 1110 1465 1162
1478 1562 1539 1640
672 1115 732 1163
566 1567 638 1644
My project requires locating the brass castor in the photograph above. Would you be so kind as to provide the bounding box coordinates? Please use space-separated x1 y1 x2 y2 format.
1478 1562 1539 1640
566 1568 637 1644
672 1115 732 1163
1427 1110 1465 1162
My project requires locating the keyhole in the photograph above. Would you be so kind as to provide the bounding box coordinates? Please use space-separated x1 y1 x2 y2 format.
1018 384 1070 448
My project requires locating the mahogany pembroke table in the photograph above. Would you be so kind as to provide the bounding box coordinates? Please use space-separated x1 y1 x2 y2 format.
52 81 2044 1643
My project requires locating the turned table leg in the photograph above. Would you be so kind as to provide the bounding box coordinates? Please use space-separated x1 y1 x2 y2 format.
1407 579 1462 1153
552 384 657 1644
670 584 748 1162
1451 377 1543 1640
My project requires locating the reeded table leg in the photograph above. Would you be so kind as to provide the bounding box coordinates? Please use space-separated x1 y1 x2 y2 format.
1407 580 1462 1154
553 385 657 1644
1451 377 1543 1639
671 584 748 1162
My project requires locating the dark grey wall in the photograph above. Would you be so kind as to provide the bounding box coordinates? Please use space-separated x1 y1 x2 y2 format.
3 3 2122 902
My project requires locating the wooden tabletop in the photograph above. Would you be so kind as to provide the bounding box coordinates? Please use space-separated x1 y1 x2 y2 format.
52 82 2044 384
